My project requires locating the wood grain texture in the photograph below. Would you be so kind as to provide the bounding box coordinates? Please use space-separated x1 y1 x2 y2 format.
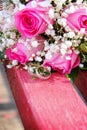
75 70 87 102
5 66 87 130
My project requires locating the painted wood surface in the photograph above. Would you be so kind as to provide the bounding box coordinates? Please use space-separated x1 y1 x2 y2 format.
5 66 87 130
75 70 87 102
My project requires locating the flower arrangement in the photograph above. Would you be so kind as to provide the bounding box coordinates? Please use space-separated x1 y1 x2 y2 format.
0 0 87 80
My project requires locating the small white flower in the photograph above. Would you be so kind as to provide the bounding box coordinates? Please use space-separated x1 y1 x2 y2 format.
65 26 72 32
31 41 39 48
32 53 35 57
31 1 37 8
48 24 53 29
12 0 20 4
79 64 84 68
65 41 72 48
60 48 67 55
35 56 42 62
45 29 51 35
44 45 50 51
80 28 85 34
67 32 75 38
56 3 62 11
18 3 26 10
69 5 76 13
51 30 55 36
65 56 71 60
6 64 13 69
45 51 52 60
39 0 51 7
50 44 59 53
41 52 45 56
67 50 72 54
12 60 18 66
75 50 80 54
29 57 33 61
23 65 28 70
76 0 83 4
49 8 54 19
28 67 34 73
61 43 67 50
36 51 41 56
58 18 67 27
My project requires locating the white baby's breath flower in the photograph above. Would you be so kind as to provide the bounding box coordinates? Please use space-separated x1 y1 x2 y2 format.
44 45 50 51
65 26 72 32
60 48 67 56
23 65 28 70
75 50 80 54
65 56 71 60
45 29 51 35
57 18 67 27
48 24 53 29
79 63 84 68
56 3 62 11
67 32 75 38
67 50 72 54
61 43 67 50
45 51 52 60
18 3 26 10
44 41 50 51
50 44 59 53
6 39 15 47
41 51 45 56
28 67 34 73
49 8 54 19
69 5 76 13
31 41 39 48
79 28 85 34
36 51 41 56
12 0 20 4
31 1 37 8
32 53 35 57
39 0 51 7
76 0 83 4
25 44 31 50
65 41 72 48
51 30 55 36
35 56 42 62
12 60 18 66
6 64 13 69
29 57 33 61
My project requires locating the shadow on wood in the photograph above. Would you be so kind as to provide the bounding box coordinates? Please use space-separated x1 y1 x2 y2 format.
75 70 87 102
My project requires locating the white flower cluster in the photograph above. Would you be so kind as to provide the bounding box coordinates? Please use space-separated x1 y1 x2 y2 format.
0 0 87 75
43 0 87 62
0 0 25 52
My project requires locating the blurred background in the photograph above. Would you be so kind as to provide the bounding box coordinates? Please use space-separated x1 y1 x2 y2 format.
0 62 24 130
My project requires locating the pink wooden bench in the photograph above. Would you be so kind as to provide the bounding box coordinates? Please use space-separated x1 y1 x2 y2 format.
5 66 87 130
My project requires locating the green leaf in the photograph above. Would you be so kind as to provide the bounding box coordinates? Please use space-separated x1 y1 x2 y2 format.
68 67 79 83
0 51 5 59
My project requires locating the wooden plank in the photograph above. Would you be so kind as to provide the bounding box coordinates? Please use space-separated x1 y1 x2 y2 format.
75 70 87 102
5 66 87 130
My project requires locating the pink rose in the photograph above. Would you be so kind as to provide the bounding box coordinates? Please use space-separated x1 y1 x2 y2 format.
14 1 54 38
64 6 87 33
43 51 80 74
6 43 30 64
6 36 44 64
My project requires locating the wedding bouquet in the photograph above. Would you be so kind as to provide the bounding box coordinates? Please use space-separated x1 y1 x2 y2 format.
0 0 87 80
